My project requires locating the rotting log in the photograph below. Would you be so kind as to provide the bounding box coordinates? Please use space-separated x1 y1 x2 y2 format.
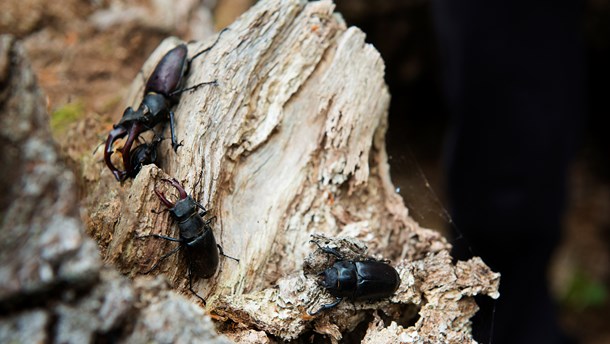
83 0 500 343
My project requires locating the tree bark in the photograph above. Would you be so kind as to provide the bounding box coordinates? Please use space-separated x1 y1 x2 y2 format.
78 0 501 342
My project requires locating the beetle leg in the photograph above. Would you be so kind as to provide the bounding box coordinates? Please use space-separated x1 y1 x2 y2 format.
187 259 207 305
151 208 170 214
92 140 104 156
217 244 239 262
364 257 390 264
204 216 216 225
308 297 344 316
168 110 183 152
139 244 180 274
170 80 217 96
151 133 164 145
137 233 181 242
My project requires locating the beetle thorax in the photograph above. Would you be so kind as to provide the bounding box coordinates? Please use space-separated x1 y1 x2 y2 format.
170 196 198 222
322 261 358 297
140 93 169 124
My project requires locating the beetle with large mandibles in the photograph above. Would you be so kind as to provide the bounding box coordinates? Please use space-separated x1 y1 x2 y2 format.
308 240 401 315
136 178 238 304
104 30 227 181
125 135 162 179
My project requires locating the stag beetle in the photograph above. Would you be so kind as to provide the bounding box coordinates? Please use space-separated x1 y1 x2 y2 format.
308 241 400 315
125 135 163 179
104 30 227 181
137 178 238 304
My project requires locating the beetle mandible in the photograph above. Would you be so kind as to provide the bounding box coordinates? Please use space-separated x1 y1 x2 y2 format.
104 29 227 181
309 240 401 315
137 178 238 304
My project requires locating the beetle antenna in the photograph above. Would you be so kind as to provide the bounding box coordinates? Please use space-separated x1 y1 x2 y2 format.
310 240 344 259
140 245 181 274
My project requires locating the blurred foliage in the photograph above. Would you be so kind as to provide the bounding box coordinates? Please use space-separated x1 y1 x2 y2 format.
562 269 608 310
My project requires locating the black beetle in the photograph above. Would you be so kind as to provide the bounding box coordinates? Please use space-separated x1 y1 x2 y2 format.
104 30 227 181
309 241 401 315
125 135 162 179
137 178 238 304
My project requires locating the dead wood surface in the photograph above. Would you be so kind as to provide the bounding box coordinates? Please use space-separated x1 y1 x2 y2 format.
76 0 502 342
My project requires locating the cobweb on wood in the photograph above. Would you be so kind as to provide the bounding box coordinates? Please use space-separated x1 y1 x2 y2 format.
388 148 498 344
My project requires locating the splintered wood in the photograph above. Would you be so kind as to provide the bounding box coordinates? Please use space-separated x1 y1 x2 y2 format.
85 0 500 343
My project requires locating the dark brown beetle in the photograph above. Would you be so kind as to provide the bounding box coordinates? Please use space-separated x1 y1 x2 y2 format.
104 29 227 181
137 178 238 304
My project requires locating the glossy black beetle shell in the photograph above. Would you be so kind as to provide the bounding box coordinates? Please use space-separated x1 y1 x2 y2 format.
309 242 400 315
166 194 220 278
145 44 188 97
321 260 400 300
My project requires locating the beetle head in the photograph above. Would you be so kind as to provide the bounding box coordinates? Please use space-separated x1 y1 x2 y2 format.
129 137 161 178
155 178 200 222
170 196 198 221
320 267 338 290
116 106 141 125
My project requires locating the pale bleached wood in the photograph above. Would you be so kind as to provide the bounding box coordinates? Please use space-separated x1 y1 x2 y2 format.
86 0 500 342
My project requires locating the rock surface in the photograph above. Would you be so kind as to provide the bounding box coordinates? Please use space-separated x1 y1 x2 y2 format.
0 34 230 344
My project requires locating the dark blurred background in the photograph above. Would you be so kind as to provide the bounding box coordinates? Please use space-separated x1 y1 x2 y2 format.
1 0 608 342
333 0 610 343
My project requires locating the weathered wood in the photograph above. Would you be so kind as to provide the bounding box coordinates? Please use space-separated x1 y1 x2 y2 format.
85 0 500 342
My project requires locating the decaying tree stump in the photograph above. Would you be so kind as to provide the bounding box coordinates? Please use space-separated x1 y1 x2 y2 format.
79 0 500 342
